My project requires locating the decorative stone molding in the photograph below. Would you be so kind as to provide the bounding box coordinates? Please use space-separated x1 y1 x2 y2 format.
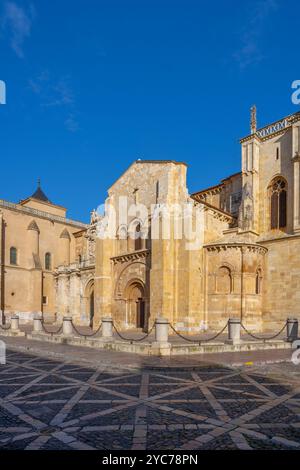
240 112 300 143
114 261 148 299
292 152 300 163
111 249 150 265
0 199 87 229
84 222 96 262
192 184 224 200
27 220 40 233
54 261 95 277
60 228 71 240
291 113 300 125
205 242 267 255
192 200 236 224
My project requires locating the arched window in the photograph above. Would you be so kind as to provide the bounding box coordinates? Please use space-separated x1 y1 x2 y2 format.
134 223 142 251
45 252 51 270
10 247 17 265
270 178 287 229
255 269 262 295
216 266 232 294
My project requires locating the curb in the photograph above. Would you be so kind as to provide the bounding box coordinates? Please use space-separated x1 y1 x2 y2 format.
4 341 292 371
5 343 142 372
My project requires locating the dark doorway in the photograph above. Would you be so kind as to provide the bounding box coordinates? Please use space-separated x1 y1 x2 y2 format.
89 291 94 328
136 298 145 329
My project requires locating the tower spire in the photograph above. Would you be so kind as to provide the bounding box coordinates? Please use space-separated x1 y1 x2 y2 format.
250 105 257 134
29 179 51 203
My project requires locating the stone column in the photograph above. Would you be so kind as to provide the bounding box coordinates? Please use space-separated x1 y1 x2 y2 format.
226 318 241 345
27 221 42 316
151 317 171 356
94 236 113 324
69 271 81 322
27 221 40 256
154 317 169 344
56 273 69 321
59 229 71 265
293 154 300 232
0 339 5 365
101 316 113 340
33 314 43 333
0 213 4 326
11 315 20 331
62 316 73 336
287 318 298 342
240 137 260 234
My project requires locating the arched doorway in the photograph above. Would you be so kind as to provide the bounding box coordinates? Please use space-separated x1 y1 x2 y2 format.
84 279 95 328
126 281 146 329
89 290 94 328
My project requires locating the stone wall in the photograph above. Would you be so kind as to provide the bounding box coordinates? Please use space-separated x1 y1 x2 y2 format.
0 198 86 322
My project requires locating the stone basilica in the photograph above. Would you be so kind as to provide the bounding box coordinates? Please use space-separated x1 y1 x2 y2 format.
1 108 300 333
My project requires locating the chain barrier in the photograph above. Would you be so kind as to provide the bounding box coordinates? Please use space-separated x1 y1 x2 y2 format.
0 323 11 331
71 320 102 339
113 322 155 344
168 321 229 345
41 320 63 336
240 321 288 342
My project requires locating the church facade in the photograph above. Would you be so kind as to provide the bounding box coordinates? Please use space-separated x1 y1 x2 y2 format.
1 109 300 332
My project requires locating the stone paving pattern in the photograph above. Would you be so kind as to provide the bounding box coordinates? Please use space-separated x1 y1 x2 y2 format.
1 350 300 450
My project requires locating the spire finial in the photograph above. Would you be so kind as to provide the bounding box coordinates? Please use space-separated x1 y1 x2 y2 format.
250 105 257 134
37 177 41 188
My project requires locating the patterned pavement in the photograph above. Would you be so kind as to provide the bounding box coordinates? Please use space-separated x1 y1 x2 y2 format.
1 350 300 450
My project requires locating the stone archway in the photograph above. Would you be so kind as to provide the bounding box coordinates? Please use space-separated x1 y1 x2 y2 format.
125 280 146 329
84 279 94 327
113 261 150 330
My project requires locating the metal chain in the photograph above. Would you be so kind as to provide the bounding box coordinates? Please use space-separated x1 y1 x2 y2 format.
41 320 63 335
0 323 11 331
168 322 229 345
71 320 102 338
113 322 155 343
240 321 287 342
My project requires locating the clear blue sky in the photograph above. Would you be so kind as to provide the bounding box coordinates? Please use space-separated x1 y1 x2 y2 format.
0 0 299 222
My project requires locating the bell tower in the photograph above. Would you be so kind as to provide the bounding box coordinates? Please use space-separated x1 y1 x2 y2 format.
239 106 261 234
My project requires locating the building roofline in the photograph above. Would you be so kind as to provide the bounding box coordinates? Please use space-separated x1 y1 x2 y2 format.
0 199 88 229
240 110 300 143
191 183 224 198
193 198 236 221
135 159 187 166
73 228 88 237
109 159 187 191
19 197 67 212
191 172 241 199
221 171 242 183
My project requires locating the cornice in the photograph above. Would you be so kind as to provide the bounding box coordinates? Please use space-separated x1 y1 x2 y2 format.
240 133 262 144
191 183 224 199
240 112 300 144
0 199 87 229
193 200 235 223
111 249 150 265
292 152 300 163
204 242 268 255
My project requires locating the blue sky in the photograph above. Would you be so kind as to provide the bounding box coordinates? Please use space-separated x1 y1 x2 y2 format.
0 0 299 222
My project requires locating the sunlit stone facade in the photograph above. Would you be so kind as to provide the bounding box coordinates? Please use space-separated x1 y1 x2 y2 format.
1 110 300 333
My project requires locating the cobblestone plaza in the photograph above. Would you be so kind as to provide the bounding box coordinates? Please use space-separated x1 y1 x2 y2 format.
1 348 300 450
